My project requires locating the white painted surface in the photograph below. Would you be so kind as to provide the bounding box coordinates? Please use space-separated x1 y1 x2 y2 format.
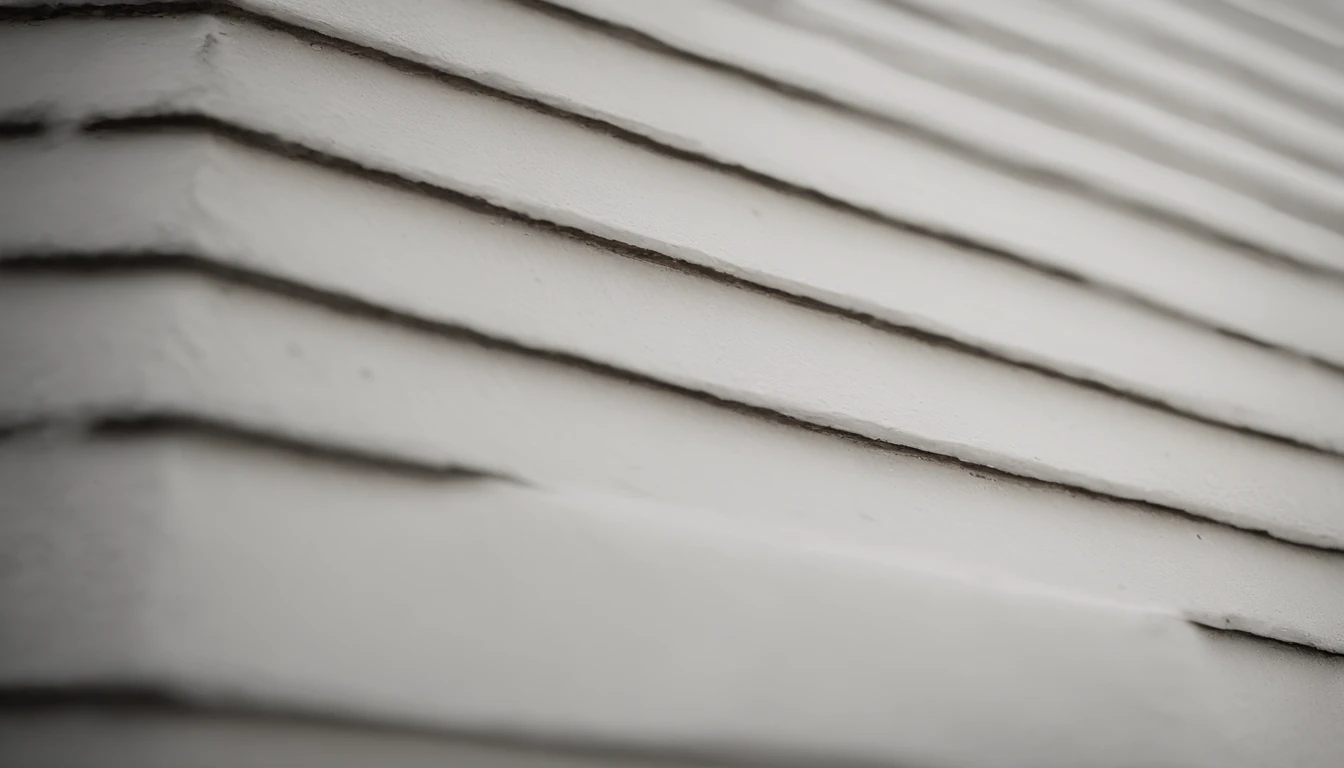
3 2 1344 762
4 430 1343 767
538 0 1344 273
1202 630 1344 767
7 13 1344 369
1052 0 1344 123
1214 0 1344 52
877 0 1344 178
15 132 1344 460
0 431 1233 768
3 272 1343 654
7 136 1344 550
772 0 1344 234
11 123 1344 464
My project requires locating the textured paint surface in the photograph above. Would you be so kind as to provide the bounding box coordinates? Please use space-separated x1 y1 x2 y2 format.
769 0 1344 232
3 20 1344 549
9 123 1344 457
6 10 1344 369
4 430 1343 766
3 1 1344 765
1055 0 1344 123
3 272 1343 654
545 0 1344 272
0 431 1237 768
860 0 1344 178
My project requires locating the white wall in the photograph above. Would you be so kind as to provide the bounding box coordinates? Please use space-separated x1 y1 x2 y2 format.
2 1 1342 765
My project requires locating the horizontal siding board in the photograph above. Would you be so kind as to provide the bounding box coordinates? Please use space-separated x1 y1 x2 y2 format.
2 643 1338 768
536 0 1344 275
770 0 1344 236
7 13 1344 370
0 430 1246 768
1053 0 1344 126
12 133 1344 459
1209 0 1344 55
8 133 1344 543
3 272 1344 652
880 0 1344 180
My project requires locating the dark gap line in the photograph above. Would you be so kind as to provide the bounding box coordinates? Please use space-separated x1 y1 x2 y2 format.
0 0 205 20
0 685 903 768
0 407 502 482
0 685 184 711
1194 624 1344 660
70 115 1344 454
96 412 505 482
0 416 64 440
4 254 1344 559
0 117 50 138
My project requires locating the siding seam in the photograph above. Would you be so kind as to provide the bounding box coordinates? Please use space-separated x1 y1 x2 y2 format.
36 114 1344 453
4 262 1344 560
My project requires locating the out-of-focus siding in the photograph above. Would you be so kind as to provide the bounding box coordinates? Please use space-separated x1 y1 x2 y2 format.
1 1 1342 766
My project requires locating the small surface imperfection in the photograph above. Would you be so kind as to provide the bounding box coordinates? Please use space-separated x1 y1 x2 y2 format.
196 31 220 65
